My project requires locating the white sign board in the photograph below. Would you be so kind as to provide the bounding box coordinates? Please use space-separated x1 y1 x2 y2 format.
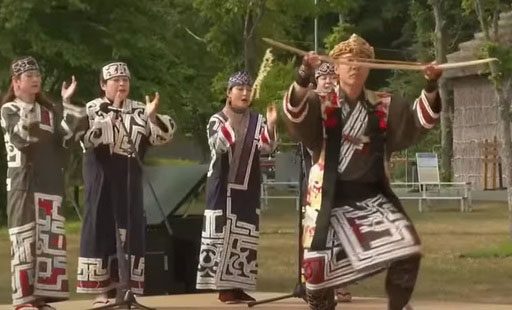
416 152 440 183
275 151 300 183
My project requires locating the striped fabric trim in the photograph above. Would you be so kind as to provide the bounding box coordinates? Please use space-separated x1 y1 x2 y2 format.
282 83 309 123
415 90 439 129
220 122 235 146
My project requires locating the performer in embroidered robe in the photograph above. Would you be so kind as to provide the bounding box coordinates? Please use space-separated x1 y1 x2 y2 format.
283 34 442 310
74 62 175 307
196 71 277 303
1 56 77 310
301 62 353 304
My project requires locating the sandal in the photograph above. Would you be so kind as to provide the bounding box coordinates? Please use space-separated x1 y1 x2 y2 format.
335 288 352 303
92 295 111 308
234 289 256 303
218 290 241 304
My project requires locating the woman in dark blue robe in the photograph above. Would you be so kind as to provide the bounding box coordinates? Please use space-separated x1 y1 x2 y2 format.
196 71 277 304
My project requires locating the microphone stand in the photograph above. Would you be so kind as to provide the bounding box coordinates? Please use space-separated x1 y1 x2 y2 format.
248 143 307 307
92 106 171 310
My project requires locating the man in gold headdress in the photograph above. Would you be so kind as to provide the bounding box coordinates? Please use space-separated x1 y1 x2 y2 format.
282 34 442 310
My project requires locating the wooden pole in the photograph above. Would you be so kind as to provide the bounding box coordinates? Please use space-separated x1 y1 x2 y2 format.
483 139 489 190
499 157 504 189
492 136 498 190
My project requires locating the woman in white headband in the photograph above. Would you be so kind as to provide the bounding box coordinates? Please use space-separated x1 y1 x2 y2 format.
1 56 76 310
74 61 176 307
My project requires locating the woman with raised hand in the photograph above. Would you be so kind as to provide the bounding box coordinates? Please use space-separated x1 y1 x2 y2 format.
74 61 175 307
1 56 77 310
196 71 278 304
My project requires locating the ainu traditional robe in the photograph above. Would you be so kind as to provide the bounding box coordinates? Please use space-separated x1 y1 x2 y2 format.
196 110 276 291
283 83 440 291
1 99 70 306
74 98 175 295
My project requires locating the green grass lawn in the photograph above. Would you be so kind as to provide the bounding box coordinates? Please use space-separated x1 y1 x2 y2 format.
258 198 512 304
1 198 512 304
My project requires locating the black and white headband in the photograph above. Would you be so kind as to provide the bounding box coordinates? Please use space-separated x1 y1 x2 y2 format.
102 62 131 80
228 71 253 90
10 56 40 77
315 62 335 79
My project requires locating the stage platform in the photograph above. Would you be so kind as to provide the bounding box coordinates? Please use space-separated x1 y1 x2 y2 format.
2 292 509 310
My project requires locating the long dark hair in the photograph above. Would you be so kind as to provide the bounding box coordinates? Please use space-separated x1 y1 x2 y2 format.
98 71 107 97
1 78 55 112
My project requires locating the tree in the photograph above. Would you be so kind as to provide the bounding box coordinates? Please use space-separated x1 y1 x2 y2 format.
192 0 318 95
463 0 512 235
0 0 224 215
429 0 452 181
428 0 480 181
386 0 479 175
243 0 266 76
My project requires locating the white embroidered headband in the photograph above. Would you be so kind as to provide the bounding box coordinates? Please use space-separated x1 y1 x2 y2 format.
101 62 131 80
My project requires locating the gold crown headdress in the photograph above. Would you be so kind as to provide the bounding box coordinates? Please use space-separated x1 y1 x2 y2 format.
329 34 375 60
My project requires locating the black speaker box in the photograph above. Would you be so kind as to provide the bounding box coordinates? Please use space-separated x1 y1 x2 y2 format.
145 214 203 295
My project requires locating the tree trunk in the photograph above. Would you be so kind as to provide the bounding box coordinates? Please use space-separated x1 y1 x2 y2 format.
243 2 255 75
243 0 266 76
474 0 512 237
496 87 512 237
431 0 453 181
503 77 512 237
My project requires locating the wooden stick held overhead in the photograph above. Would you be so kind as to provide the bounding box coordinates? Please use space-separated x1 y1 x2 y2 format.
262 37 499 71
335 58 500 71
261 38 333 63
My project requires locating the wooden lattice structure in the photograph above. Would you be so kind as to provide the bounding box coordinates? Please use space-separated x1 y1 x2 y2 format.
479 137 504 190
446 11 512 190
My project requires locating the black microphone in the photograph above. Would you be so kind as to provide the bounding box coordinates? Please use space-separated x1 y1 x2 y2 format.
108 106 123 114
99 100 123 114
98 101 123 122
98 101 110 112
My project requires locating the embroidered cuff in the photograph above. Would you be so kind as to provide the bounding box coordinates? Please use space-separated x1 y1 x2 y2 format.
148 114 175 145
84 114 114 147
220 122 235 146
283 84 309 123
415 90 440 129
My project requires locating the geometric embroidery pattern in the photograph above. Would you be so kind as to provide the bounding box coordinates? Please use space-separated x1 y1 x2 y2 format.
216 209 258 290
10 222 37 305
196 210 225 289
10 193 69 306
76 256 117 293
196 206 259 291
303 194 421 291
330 194 421 271
34 193 68 299
77 255 144 294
